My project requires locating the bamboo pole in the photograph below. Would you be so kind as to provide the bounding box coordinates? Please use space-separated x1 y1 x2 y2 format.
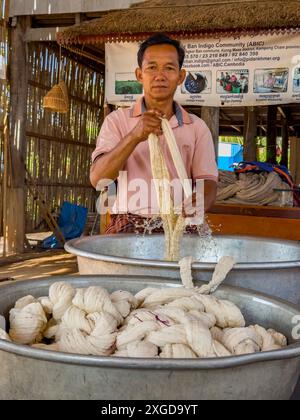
2 1 10 255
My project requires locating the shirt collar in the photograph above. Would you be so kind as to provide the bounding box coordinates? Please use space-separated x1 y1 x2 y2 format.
130 97 192 126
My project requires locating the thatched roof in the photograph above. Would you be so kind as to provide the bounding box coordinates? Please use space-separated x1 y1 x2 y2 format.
57 0 300 45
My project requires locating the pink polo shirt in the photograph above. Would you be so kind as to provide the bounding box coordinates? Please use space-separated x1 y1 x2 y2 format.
92 98 218 215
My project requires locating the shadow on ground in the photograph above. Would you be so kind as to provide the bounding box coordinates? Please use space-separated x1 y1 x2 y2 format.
0 253 78 281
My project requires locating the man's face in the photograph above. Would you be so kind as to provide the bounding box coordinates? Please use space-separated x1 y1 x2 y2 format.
136 44 186 101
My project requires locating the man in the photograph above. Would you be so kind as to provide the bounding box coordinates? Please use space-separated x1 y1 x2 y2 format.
90 33 218 234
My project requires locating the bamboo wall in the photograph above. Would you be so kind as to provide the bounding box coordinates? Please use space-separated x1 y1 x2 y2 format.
25 42 104 232
0 0 9 236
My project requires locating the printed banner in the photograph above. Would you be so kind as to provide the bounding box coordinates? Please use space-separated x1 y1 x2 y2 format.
105 33 300 107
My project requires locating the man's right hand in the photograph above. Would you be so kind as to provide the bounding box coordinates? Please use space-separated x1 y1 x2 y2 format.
90 110 165 188
129 110 164 144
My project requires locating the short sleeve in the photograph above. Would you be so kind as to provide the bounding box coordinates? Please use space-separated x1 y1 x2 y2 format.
191 118 219 182
91 111 123 163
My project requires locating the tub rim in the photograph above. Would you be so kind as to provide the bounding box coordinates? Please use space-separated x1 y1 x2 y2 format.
0 275 300 370
65 234 300 271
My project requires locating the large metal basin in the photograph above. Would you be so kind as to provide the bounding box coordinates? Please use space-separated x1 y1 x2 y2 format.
65 234 300 305
0 275 299 400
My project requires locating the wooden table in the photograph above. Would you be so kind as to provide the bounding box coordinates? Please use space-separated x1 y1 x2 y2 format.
207 204 300 241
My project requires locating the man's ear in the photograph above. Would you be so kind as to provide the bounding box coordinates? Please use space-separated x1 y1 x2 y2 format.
135 67 142 83
178 68 186 86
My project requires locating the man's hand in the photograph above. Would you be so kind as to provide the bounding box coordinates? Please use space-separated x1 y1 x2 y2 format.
175 179 217 225
181 192 204 225
129 110 164 144
90 109 165 188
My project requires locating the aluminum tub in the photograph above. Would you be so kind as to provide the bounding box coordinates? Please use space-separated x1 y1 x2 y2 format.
65 234 300 305
0 275 299 400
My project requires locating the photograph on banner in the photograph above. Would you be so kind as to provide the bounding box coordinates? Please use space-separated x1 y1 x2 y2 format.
216 70 249 94
115 72 143 95
293 67 300 92
181 71 212 95
254 68 289 94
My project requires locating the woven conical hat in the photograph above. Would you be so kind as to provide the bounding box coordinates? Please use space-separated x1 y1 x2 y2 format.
43 80 69 113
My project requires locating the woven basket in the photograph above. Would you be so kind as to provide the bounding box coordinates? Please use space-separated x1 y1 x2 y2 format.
43 80 69 113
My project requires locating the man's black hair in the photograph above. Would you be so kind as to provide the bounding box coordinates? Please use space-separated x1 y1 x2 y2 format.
137 33 185 69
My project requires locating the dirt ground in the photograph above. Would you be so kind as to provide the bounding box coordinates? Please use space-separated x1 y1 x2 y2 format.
0 252 79 283
0 232 79 283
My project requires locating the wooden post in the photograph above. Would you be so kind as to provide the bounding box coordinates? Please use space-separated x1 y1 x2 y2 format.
290 136 300 185
280 113 289 168
99 102 113 234
3 113 9 256
266 105 278 164
75 13 86 24
4 17 28 255
243 106 257 161
201 107 220 160
1 0 10 256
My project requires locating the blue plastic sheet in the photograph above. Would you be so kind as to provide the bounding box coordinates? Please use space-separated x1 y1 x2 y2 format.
42 202 88 249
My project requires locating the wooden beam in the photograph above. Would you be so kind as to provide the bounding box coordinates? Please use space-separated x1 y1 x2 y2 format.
9 0 142 16
4 16 28 255
211 203 300 219
220 121 288 128
243 106 257 161
208 213 300 241
289 126 295 133
278 106 286 120
219 122 243 127
259 125 267 133
201 107 220 160
220 111 242 133
25 27 67 42
266 105 277 164
27 182 92 188
26 131 95 149
220 110 231 122
290 136 300 185
231 125 242 133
